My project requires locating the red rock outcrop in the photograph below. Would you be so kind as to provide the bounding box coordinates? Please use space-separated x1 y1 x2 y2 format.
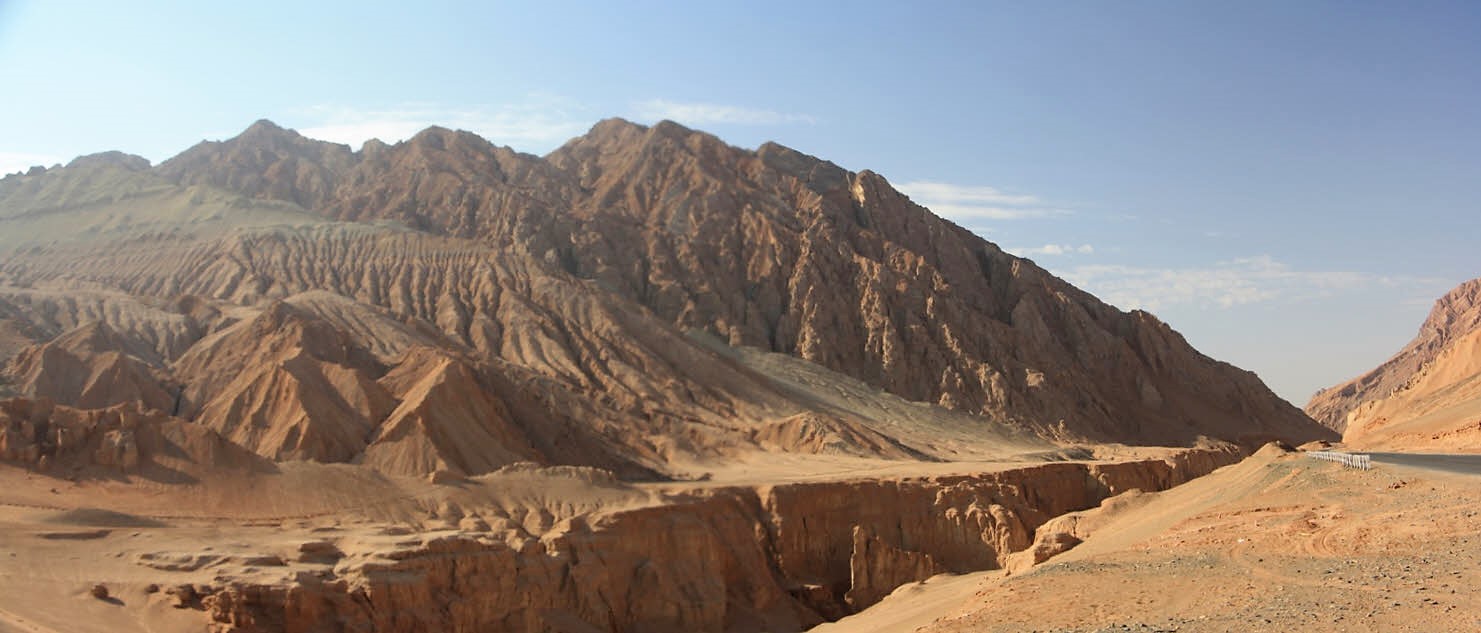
0 396 267 476
172 301 398 462
845 525 947 609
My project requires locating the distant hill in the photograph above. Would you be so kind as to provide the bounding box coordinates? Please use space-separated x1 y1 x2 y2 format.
1307 278 1481 450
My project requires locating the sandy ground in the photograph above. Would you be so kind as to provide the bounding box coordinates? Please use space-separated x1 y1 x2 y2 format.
0 460 667 633
826 450 1481 633
8 446 1473 633
0 440 1211 633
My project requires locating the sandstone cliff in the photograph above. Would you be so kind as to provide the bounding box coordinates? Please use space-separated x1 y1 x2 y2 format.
1307 278 1481 449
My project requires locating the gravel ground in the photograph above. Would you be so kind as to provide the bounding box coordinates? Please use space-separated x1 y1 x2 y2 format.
918 455 1481 633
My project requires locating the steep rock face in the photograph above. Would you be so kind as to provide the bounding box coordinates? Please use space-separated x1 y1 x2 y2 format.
1308 278 1481 448
192 447 1241 633
329 126 575 240
1308 279 1481 430
844 525 946 609
148 118 1328 447
0 217 884 475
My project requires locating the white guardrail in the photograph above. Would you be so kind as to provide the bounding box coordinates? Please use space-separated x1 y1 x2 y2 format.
1307 450 1372 470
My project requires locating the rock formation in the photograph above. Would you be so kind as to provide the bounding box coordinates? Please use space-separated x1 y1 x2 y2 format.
0 396 268 476
1307 278 1481 449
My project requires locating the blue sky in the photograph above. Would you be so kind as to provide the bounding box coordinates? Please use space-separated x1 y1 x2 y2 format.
2 1 1477 404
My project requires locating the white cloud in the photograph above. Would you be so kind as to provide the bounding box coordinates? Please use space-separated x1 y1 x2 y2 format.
631 99 816 126
894 181 1042 206
293 95 590 151
0 152 62 177
1061 255 1439 311
895 181 1071 222
1012 243 1095 257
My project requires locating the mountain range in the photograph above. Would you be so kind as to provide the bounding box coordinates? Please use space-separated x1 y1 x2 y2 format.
0 118 1335 480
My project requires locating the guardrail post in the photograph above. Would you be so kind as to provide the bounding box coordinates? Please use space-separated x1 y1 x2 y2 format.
1306 450 1372 471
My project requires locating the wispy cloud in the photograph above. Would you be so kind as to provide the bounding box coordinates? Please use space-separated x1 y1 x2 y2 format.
293 95 590 151
1062 255 1444 311
894 181 1071 221
631 99 816 126
1012 243 1095 257
0 152 62 177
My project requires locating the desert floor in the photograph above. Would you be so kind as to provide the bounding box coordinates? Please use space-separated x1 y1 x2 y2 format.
824 448 1481 633
2 447 1475 633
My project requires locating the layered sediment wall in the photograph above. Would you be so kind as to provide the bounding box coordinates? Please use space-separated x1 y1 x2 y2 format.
198 447 1240 633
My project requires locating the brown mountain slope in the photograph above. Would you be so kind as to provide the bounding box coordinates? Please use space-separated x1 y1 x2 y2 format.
2 320 176 414
155 119 357 211
0 119 1334 482
153 118 1330 447
364 346 542 476
1307 278 1481 449
172 300 399 462
0 181 1010 477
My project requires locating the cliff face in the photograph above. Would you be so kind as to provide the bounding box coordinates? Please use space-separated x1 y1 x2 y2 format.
1307 278 1481 448
190 448 1240 633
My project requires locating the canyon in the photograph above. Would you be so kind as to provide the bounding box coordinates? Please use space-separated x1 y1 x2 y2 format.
0 445 1240 633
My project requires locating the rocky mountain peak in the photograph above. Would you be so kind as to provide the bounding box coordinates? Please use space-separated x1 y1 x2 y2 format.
155 120 358 210
240 118 292 140
648 118 696 138
65 151 151 171
1422 278 1481 344
579 117 651 143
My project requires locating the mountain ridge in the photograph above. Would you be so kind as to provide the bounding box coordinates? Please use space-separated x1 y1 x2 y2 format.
1306 277 1481 448
0 118 1334 479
